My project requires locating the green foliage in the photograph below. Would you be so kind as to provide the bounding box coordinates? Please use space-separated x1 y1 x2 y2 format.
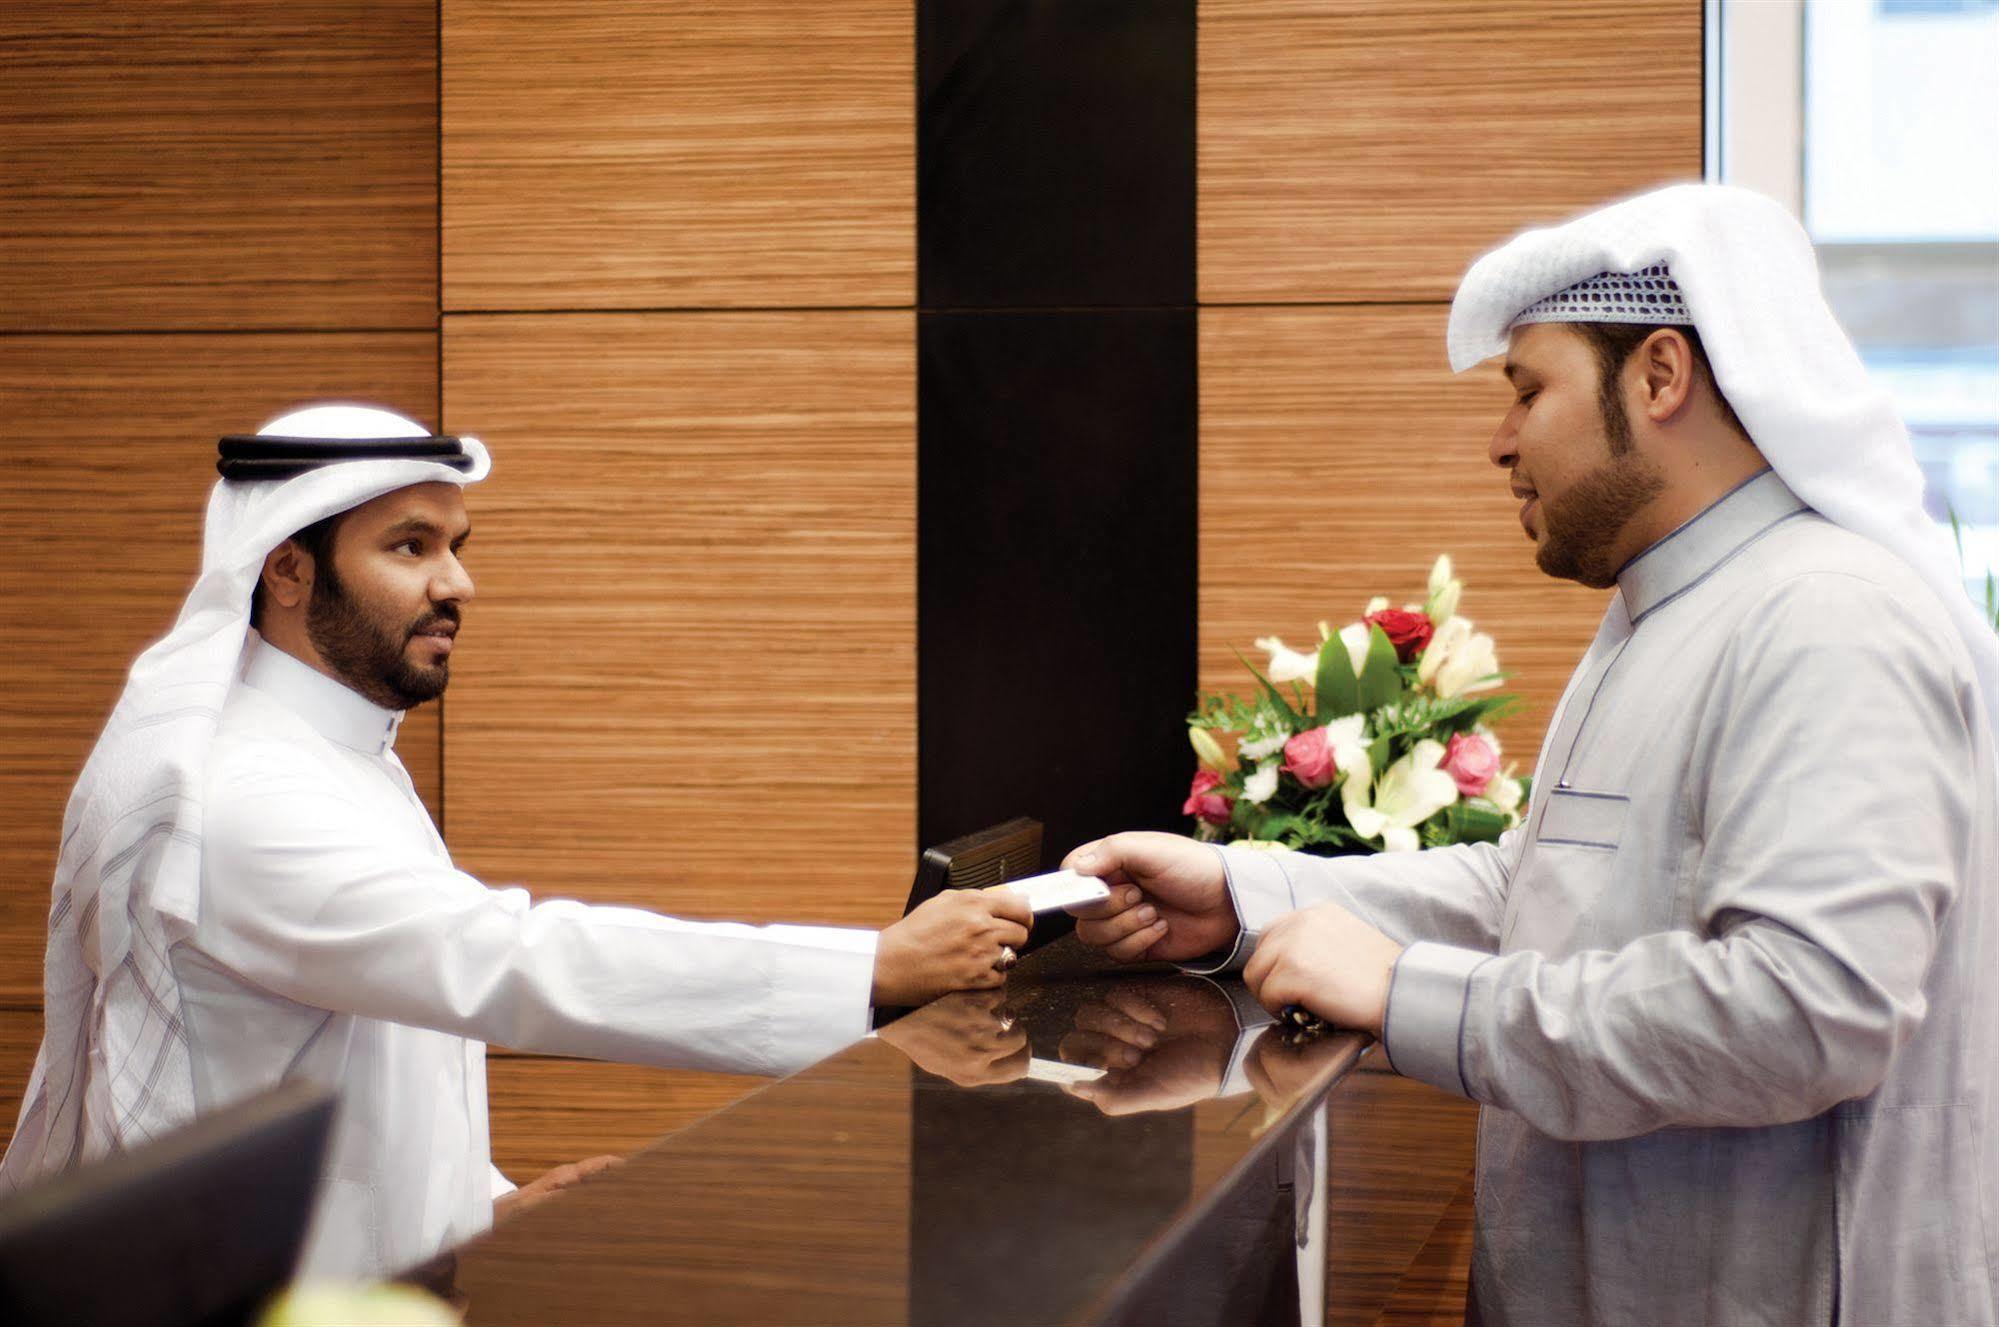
1356 624 1403 711
1231 647 1304 729
1314 633 1361 719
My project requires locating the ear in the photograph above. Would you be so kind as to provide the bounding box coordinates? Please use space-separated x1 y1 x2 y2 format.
260 539 315 612
1637 329 1697 424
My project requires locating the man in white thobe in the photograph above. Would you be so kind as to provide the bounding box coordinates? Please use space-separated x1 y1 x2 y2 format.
1063 186 1999 1324
2 405 1030 1280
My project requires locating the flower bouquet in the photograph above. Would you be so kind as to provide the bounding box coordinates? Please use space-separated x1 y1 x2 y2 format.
1186 556 1529 854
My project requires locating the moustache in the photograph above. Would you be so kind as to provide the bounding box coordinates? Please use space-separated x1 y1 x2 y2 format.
407 604 462 640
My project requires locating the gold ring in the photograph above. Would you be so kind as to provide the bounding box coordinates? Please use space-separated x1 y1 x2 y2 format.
993 944 1019 972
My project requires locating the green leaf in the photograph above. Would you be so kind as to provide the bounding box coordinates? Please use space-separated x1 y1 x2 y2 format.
1444 801 1511 844
1367 737 1394 777
1231 648 1303 728
1313 634 1361 720
1356 624 1403 711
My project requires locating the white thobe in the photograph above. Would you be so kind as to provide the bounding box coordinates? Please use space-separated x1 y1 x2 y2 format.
1199 471 1998 1325
176 641 877 1280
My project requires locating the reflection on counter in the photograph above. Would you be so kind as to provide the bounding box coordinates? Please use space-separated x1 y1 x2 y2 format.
881 967 1355 1326
439 941 1364 1327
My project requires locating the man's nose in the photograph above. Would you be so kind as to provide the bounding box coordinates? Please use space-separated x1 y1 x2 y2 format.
1488 413 1519 470
436 554 475 606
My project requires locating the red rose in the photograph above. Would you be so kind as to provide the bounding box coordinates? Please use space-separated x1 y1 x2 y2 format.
1364 608 1435 663
1280 726 1340 789
1182 770 1233 826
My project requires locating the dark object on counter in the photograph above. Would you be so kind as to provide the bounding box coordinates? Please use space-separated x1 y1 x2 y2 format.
0 1081 335 1327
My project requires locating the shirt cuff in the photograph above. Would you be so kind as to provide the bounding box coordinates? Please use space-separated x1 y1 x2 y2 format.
489 1162 517 1199
1191 974 1276 1095
763 928 878 1074
1176 845 1301 975
1381 941 1491 1100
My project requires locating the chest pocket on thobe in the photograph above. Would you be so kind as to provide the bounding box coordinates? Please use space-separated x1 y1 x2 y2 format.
1505 789 1633 956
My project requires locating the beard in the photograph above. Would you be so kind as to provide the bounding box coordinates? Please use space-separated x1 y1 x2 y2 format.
306 560 458 710
1533 401 1668 590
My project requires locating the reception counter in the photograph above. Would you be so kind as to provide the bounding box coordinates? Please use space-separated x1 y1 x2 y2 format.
428 941 1476 1326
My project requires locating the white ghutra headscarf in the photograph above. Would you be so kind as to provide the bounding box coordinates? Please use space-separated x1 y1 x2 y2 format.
1 405 490 1190
1447 182 1999 764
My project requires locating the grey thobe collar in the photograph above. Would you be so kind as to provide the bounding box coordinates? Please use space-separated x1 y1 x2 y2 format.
1616 468 1810 625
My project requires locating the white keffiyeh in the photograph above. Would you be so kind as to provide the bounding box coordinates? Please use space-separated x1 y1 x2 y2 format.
1448 182 1999 760
1 406 490 1190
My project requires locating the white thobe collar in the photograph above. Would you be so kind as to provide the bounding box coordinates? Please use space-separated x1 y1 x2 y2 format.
241 638 404 756
1616 468 1810 626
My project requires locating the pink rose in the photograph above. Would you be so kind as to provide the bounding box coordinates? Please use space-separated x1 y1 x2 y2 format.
1441 732 1501 797
1183 770 1233 826
1280 727 1340 789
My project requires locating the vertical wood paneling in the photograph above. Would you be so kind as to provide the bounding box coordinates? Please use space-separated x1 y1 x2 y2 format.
441 312 915 927
0 1 438 331
1199 0 1706 304
1199 306 1612 772
0 333 440 1003
442 2 913 311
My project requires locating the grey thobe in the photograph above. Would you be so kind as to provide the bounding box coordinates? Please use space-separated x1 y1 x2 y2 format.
1203 471 1998 1325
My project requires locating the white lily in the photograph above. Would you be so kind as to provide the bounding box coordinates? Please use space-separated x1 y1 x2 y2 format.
1364 595 1390 615
1416 616 1501 697
1188 726 1229 771
1258 629 1369 685
1320 714 1372 779
1427 554 1463 626
1417 615 1468 688
1435 628 1501 698
1487 761 1524 813
1254 635 1319 685
1342 738 1460 853
1242 759 1281 805
1335 621 1371 675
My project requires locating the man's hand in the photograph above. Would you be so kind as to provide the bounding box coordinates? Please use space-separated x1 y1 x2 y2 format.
875 988 1029 1086
1245 1025 1354 1111
493 1154 622 1223
1242 902 1404 1036
1064 1037 1230 1117
1060 831 1236 963
1056 979 1237 1116
873 886 1032 1007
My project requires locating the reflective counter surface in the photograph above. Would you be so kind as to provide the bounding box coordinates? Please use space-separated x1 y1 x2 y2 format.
438 940 1368 1326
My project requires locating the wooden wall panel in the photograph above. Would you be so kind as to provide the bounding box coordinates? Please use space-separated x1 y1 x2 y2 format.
1198 0 1706 304
442 2 913 311
0 1 438 331
1199 305 1611 771
0 333 440 1004
1322 1072 1478 1327
441 311 915 927
0 1007 41 1159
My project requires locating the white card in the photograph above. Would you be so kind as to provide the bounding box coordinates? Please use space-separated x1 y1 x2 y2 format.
1026 1057 1107 1085
1001 870 1112 914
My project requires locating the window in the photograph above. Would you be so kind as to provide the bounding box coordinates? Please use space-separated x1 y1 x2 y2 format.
1712 0 1999 609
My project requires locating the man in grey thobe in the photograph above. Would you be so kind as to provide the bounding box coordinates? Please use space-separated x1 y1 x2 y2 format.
1063 185 1999 1325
